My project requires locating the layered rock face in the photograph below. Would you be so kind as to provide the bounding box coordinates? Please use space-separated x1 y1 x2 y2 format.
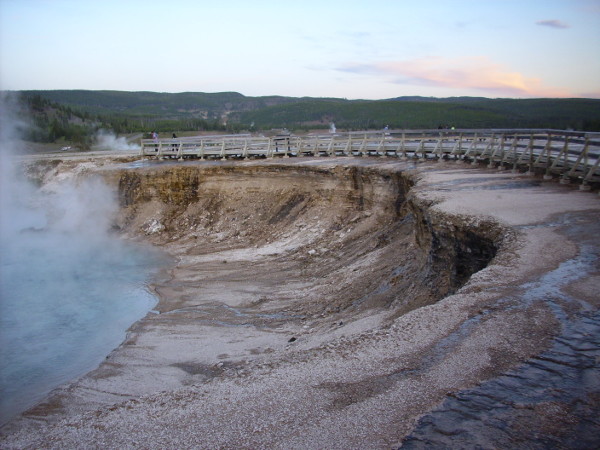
110 163 501 318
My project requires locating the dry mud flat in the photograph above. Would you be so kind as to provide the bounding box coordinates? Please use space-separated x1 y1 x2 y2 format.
2 155 600 448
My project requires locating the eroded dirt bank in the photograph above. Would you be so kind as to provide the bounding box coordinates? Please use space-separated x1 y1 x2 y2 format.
113 162 501 316
2 155 599 448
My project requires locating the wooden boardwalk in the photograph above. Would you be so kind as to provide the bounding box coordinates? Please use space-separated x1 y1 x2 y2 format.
140 129 600 189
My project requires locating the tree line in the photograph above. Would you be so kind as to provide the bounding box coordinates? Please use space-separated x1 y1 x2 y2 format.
15 92 600 150
17 94 240 149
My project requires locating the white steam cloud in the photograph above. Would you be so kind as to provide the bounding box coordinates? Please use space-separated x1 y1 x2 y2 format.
94 129 140 151
0 95 118 240
41 176 117 239
0 93 39 236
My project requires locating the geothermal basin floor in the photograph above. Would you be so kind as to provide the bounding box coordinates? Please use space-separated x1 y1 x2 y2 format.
1 155 599 448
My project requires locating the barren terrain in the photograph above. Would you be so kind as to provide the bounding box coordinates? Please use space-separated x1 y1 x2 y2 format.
1 152 599 448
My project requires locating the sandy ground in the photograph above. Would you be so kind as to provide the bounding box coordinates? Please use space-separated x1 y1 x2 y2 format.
1 152 599 448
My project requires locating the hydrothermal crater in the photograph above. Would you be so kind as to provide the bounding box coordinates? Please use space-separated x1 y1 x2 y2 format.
3 156 599 448
114 162 500 316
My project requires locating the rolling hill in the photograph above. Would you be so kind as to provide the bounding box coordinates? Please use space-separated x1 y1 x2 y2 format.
16 90 600 134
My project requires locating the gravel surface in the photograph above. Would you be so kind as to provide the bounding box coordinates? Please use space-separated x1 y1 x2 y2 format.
1 153 598 448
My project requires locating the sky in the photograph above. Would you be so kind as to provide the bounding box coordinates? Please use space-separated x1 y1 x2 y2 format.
0 0 599 99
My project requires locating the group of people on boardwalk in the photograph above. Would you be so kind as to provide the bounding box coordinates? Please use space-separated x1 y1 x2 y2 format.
151 131 177 140
149 132 179 152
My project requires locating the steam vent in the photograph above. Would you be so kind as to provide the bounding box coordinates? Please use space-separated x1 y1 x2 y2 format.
2 134 600 448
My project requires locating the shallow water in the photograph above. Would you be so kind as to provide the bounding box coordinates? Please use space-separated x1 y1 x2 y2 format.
401 309 600 448
400 214 600 448
0 227 166 425
0 157 167 425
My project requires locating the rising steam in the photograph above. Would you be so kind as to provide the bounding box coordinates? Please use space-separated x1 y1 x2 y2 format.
0 94 163 425
94 129 140 151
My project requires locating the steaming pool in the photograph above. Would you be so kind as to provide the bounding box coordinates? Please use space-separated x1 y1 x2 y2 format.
0 169 168 425
0 226 166 425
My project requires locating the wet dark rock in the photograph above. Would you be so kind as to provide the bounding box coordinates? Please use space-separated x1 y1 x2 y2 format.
401 221 600 449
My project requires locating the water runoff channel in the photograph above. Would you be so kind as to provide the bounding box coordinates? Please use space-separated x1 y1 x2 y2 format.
401 212 600 448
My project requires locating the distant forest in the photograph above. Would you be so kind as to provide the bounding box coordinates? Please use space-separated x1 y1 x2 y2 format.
12 90 600 149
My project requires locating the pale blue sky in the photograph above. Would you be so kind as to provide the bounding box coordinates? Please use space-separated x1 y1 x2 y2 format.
1 0 599 99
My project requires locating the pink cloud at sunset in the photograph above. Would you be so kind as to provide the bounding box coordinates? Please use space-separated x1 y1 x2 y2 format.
340 56 575 98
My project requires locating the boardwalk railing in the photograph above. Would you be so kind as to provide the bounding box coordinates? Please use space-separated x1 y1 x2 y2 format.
140 129 600 189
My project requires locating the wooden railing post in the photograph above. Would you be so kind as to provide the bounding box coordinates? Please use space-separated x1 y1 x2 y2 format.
399 133 407 159
539 133 553 179
508 135 519 173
